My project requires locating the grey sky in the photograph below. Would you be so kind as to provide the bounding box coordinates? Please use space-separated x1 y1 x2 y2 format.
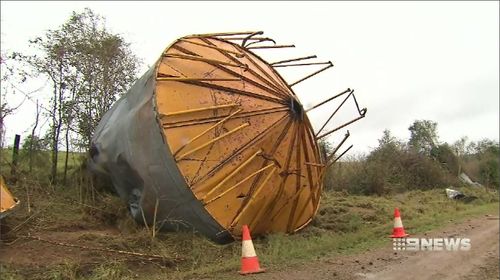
1 1 498 154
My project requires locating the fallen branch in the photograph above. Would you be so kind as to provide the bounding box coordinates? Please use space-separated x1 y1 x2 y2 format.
21 234 185 265
7 212 40 234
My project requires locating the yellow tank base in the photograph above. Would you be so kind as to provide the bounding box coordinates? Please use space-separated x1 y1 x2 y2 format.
0 176 20 219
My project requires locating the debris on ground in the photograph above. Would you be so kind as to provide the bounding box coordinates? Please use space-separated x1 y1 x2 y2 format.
445 188 478 203
459 173 482 187
446 188 466 200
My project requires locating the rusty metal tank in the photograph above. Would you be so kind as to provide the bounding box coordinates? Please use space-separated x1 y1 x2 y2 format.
90 31 366 243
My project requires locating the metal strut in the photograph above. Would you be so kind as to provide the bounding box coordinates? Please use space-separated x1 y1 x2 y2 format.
173 108 243 157
325 130 350 163
319 131 352 182
247 45 296 50
201 149 262 201
245 37 277 48
271 55 317 66
189 31 263 37
315 89 354 137
316 110 366 140
306 88 351 113
274 62 332 68
326 145 353 169
241 31 264 47
289 62 333 87
176 123 250 161
313 89 367 140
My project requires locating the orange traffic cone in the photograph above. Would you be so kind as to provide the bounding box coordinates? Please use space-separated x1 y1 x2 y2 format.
240 225 265 275
390 208 409 238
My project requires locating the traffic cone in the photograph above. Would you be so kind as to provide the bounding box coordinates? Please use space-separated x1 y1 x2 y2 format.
390 208 409 238
240 225 265 275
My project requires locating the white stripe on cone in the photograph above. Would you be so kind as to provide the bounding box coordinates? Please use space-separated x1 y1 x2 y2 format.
242 240 257 257
393 217 403 228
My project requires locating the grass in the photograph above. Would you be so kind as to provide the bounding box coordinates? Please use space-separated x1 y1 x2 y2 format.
0 148 85 183
1 181 498 279
0 261 133 280
207 187 499 279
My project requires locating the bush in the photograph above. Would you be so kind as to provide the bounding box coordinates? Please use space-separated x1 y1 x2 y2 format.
462 139 499 188
327 130 459 195
431 144 460 175
479 159 499 187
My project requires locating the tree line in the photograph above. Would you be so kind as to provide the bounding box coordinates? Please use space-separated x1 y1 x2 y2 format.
323 120 499 195
1 9 498 193
1 8 140 185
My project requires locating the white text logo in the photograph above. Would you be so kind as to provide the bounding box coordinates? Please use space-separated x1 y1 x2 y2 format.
393 238 471 251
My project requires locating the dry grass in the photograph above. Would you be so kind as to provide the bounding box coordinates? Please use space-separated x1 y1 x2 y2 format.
1 180 497 279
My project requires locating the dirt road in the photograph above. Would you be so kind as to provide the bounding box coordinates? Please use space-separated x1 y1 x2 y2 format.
1 213 498 279
247 215 499 280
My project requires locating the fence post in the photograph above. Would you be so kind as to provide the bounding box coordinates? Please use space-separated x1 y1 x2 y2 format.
11 134 20 180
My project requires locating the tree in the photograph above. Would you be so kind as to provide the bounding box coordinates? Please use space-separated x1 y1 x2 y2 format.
408 120 439 155
12 30 74 183
471 139 499 187
63 9 140 149
11 8 140 184
318 139 333 162
431 143 460 175
1 55 14 149
370 129 403 160
473 139 499 156
378 129 396 147
365 130 404 195
1 53 27 152
452 136 468 158
0 91 13 150
21 134 49 171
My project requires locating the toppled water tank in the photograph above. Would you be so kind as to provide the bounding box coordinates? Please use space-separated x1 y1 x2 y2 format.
90 32 365 243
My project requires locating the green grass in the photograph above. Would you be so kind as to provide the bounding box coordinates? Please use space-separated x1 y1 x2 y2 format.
1 147 84 165
1 148 85 186
1 183 498 279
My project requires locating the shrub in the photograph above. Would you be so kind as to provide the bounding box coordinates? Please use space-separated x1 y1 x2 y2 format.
327 129 460 195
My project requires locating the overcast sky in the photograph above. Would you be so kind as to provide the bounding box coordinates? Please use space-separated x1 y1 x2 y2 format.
1 1 498 154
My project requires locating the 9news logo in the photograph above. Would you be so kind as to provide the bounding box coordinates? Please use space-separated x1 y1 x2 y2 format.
393 238 471 251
